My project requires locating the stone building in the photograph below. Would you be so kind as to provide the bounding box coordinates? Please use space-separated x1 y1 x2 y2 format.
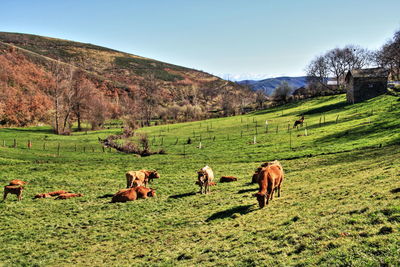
345 68 389 103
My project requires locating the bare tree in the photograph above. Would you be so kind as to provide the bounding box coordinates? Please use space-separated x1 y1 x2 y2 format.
375 29 400 80
140 74 160 126
273 81 292 103
255 90 266 110
71 71 95 131
49 62 74 134
306 45 372 90
306 55 329 85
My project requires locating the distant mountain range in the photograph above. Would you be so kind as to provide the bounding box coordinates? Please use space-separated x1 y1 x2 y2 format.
237 76 308 95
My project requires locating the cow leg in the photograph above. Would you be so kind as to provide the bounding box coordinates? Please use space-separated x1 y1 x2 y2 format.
270 189 275 200
277 186 281 198
18 191 22 201
3 190 7 201
205 182 209 194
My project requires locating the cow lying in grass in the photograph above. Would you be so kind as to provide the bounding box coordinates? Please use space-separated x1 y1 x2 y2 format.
254 161 284 208
197 166 214 194
126 170 160 188
55 193 83 200
34 190 70 199
3 185 24 201
135 186 156 199
220 176 238 183
112 188 137 203
34 190 78 199
48 190 70 196
111 186 156 203
34 193 51 199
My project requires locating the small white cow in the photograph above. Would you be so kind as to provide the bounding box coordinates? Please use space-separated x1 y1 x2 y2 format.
197 165 214 194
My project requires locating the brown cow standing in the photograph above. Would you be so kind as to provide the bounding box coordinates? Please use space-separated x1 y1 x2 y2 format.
3 185 24 201
126 170 160 188
9 179 27 186
142 170 160 186
111 188 137 203
293 115 305 128
220 176 238 183
254 161 284 208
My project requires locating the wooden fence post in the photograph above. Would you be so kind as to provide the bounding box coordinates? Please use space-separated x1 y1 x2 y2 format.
27 140 32 149
336 115 339 124
13 139 17 148
43 142 46 150
57 143 60 156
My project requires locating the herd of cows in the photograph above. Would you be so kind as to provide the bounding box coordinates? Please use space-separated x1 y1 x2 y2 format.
2 160 284 208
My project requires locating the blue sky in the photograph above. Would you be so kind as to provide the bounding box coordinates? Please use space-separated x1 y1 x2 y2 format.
1 0 400 80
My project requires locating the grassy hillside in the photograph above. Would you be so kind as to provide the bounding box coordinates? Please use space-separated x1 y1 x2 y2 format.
0 94 399 266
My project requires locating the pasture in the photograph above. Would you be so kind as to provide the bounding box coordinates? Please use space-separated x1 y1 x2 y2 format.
0 94 399 266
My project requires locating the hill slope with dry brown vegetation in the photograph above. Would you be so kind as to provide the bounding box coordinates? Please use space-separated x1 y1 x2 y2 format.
0 32 254 129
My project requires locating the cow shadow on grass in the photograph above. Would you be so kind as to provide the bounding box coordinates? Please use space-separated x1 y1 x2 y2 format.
98 194 115 199
206 204 255 222
169 192 196 199
237 188 257 194
391 188 400 194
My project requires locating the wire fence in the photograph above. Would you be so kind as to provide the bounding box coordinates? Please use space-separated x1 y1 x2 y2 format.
0 104 397 158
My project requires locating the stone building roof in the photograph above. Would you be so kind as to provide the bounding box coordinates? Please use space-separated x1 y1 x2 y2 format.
345 68 389 81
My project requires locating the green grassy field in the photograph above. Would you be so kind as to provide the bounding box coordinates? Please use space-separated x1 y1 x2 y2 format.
0 94 399 266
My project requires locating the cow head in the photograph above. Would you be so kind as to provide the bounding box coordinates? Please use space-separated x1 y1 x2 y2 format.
149 170 160 179
197 171 207 184
147 188 156 197
253 192 267 208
